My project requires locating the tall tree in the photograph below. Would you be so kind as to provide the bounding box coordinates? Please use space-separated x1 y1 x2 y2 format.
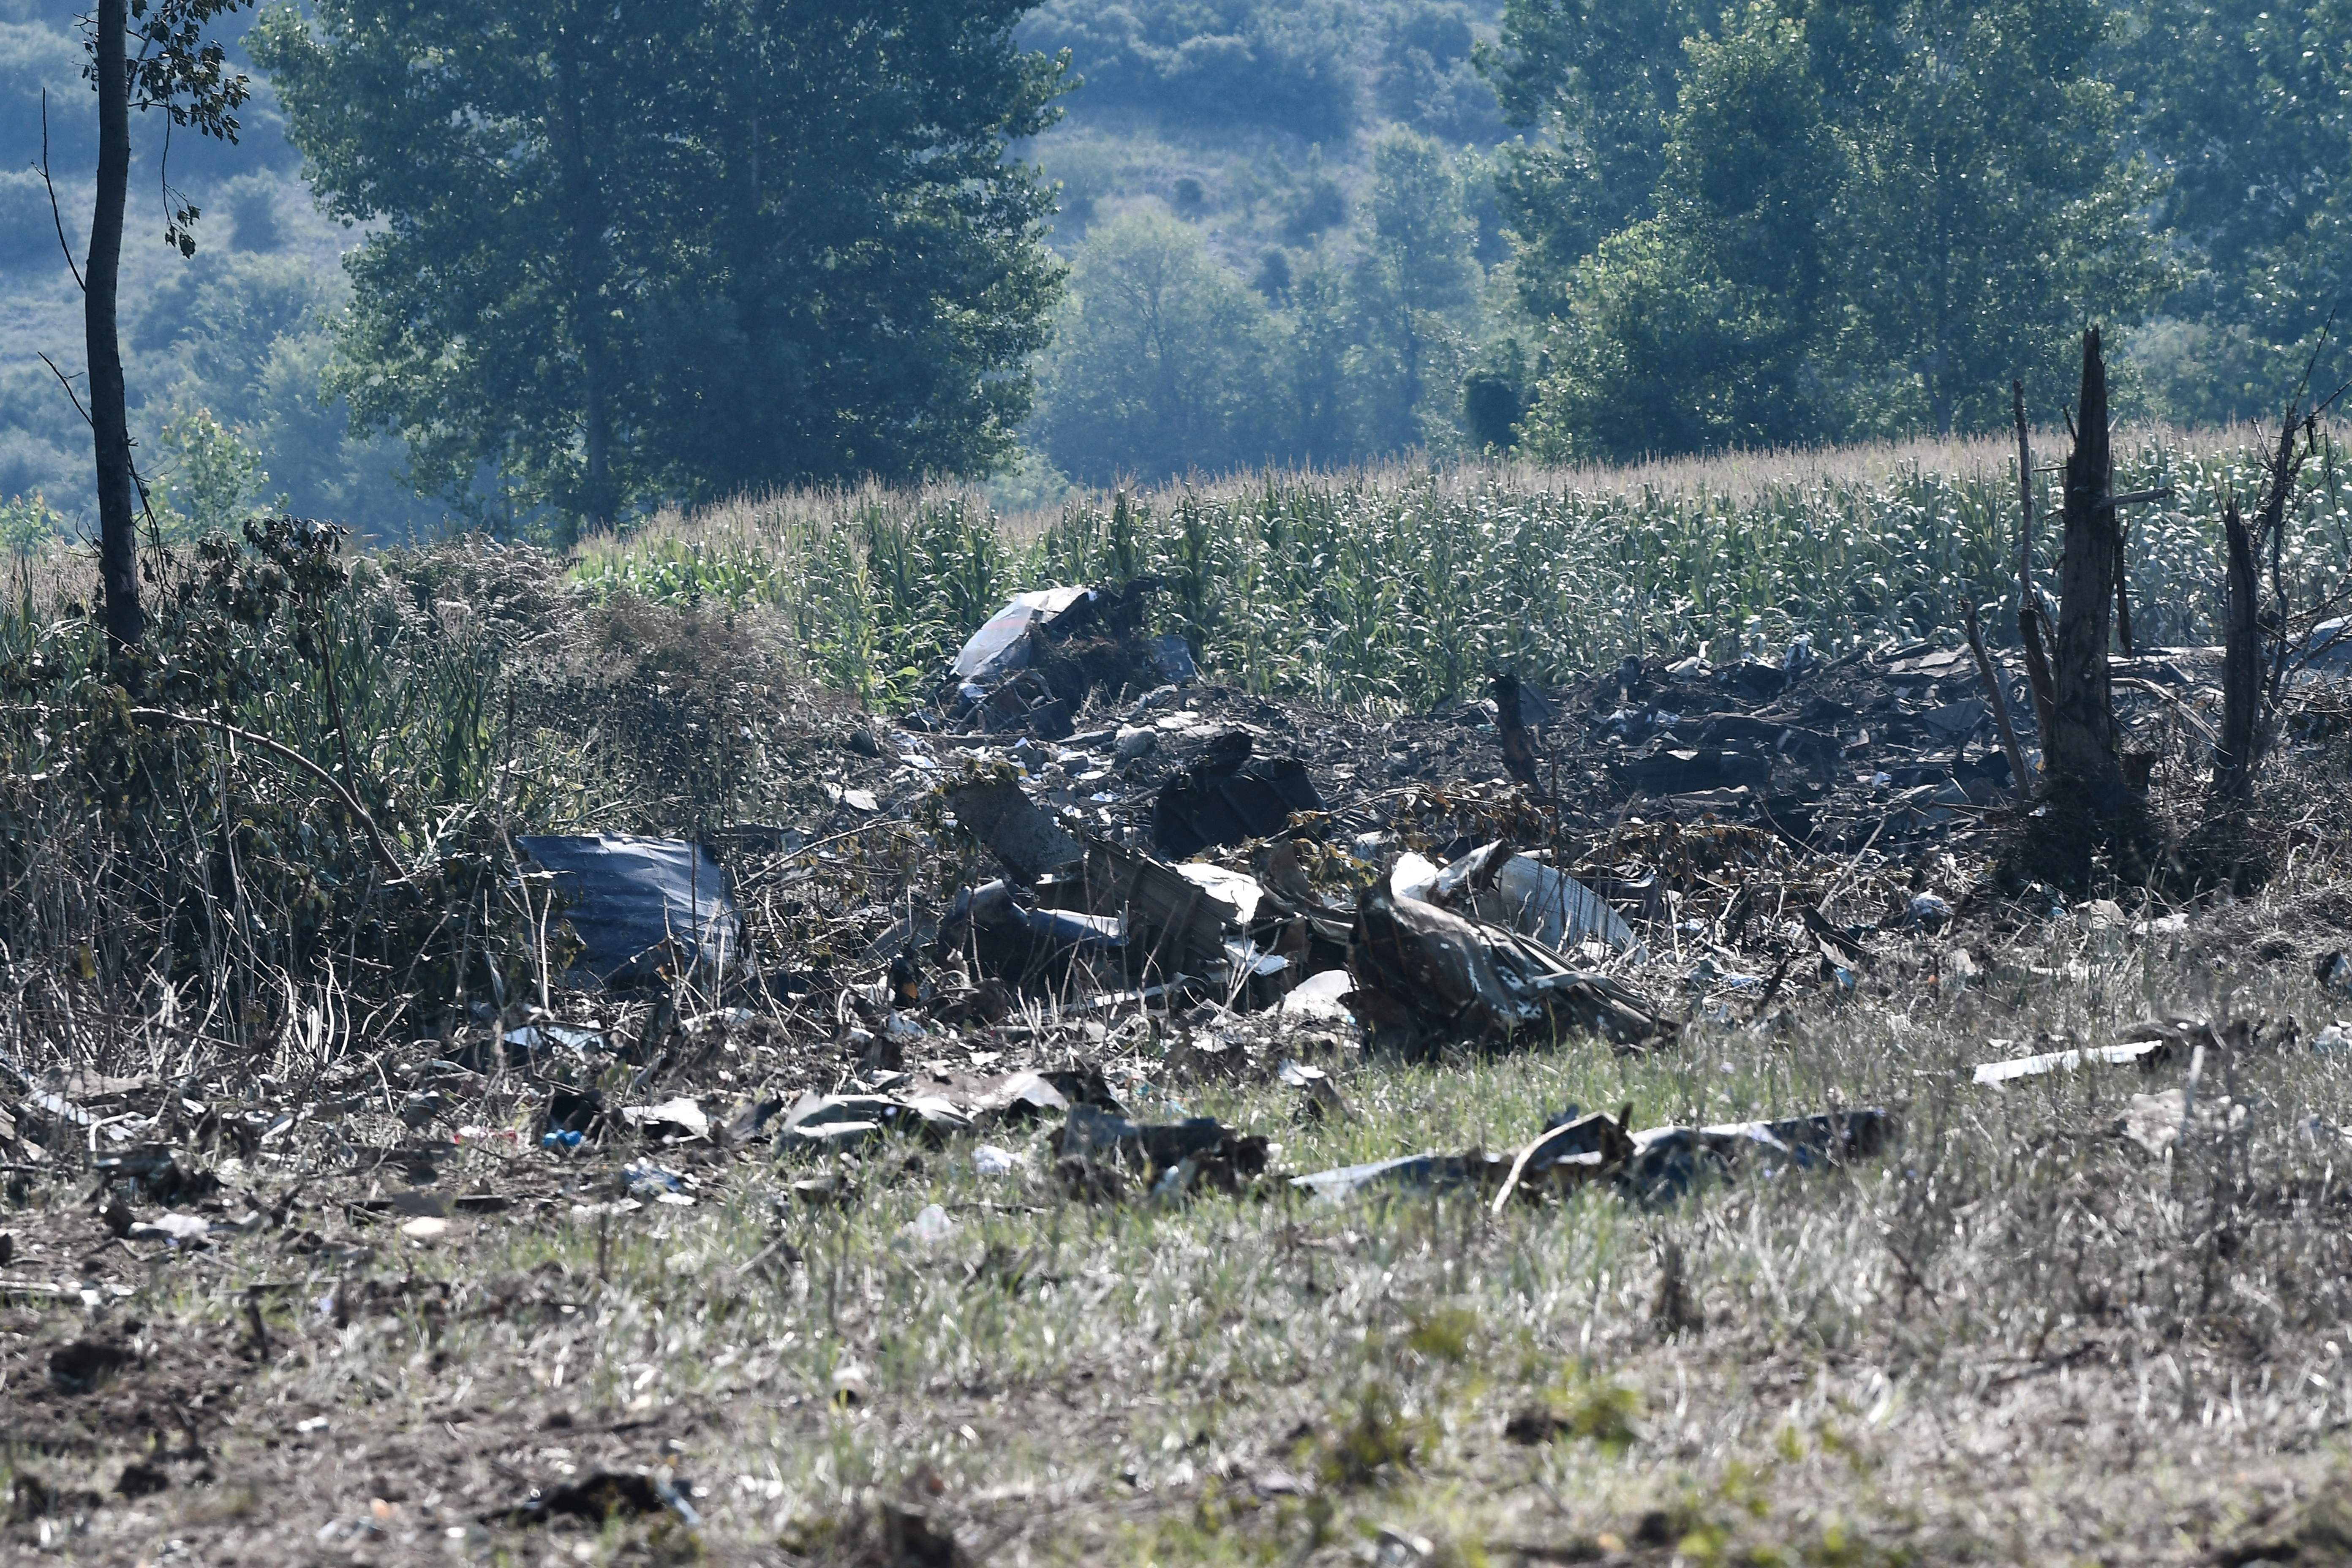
82 0 256 653
1517 3 1843 460
1478 0 1703 320
1032 211 1279 484
2116 0 2352 421
253 0 1066 535
1826 0 2158 434
1350 128 1483 450
1510 0 2156 459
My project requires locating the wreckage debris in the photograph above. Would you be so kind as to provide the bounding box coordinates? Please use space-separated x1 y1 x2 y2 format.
937 581 1189 737
1290 1149 1506 1202
1970 1017 2287 1086
1422 840 1636 954
1348 880 1666 1056
1489 1108 1636 1211
1621 1109 1894 1201
1053 1102 1269 1198
492 1470 700 1529
1290 1104 1892 1206
939 879 1123 987
945 774 1082 885
776 1092 973 1154
1152 730 1326 858
514 836 738 985
1972 1039 2170 1085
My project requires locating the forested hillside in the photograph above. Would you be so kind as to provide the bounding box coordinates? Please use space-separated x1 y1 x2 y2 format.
2 0 2348 539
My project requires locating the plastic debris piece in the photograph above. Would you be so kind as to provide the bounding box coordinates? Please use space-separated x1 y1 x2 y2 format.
513 836 738 984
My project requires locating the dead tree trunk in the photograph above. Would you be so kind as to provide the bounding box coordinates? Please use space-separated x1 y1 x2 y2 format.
87 0 142 656
2012 380 2056 746
2214 414 2308 803
1489 674 1547 796
2214 495 2260 802
2045 327 2122 797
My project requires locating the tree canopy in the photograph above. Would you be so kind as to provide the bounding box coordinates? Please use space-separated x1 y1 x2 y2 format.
253 0 1069 532
1507 0 2162 461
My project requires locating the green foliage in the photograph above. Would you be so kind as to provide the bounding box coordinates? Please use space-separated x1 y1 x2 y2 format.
156 405 280 541
1309 1382 1423 1491
253 0 1069 536
1037 133 1507 482
1350 128 1486 452
1023 0 1364 142
2118 0 2352 422
1034 212 1282 485
1483 0 1704 312
1512 0 2162 460
0 492 63 553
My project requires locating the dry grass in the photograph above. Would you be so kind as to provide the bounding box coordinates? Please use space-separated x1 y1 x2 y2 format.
605 425 2286 555
9 835 2352 1564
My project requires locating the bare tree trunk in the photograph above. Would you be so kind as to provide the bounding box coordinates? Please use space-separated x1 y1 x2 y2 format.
1963 599 2030 803
2214 416 2306 801
2213 495 2259 802
2012 380 2055 746
2112 517 2135 657
2046 327 2121 795
87 0 142 655
1489 674 1544 795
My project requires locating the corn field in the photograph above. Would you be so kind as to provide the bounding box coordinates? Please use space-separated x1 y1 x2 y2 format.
574 429 2352 711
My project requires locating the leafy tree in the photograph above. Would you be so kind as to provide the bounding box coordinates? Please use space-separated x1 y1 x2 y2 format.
82 0 258 653
1374 1 1504 142
1480 0 1704 318
2118 0 2352 421
1516 0 2158 459
254 0 1067 535
1022 0 1361 142
156 404 278 539
1824 0 2159 433
1032 211 1279 484
1520 5 1841 459
1 492 65 554
1278 250 1360 466
1350 128 1484 450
